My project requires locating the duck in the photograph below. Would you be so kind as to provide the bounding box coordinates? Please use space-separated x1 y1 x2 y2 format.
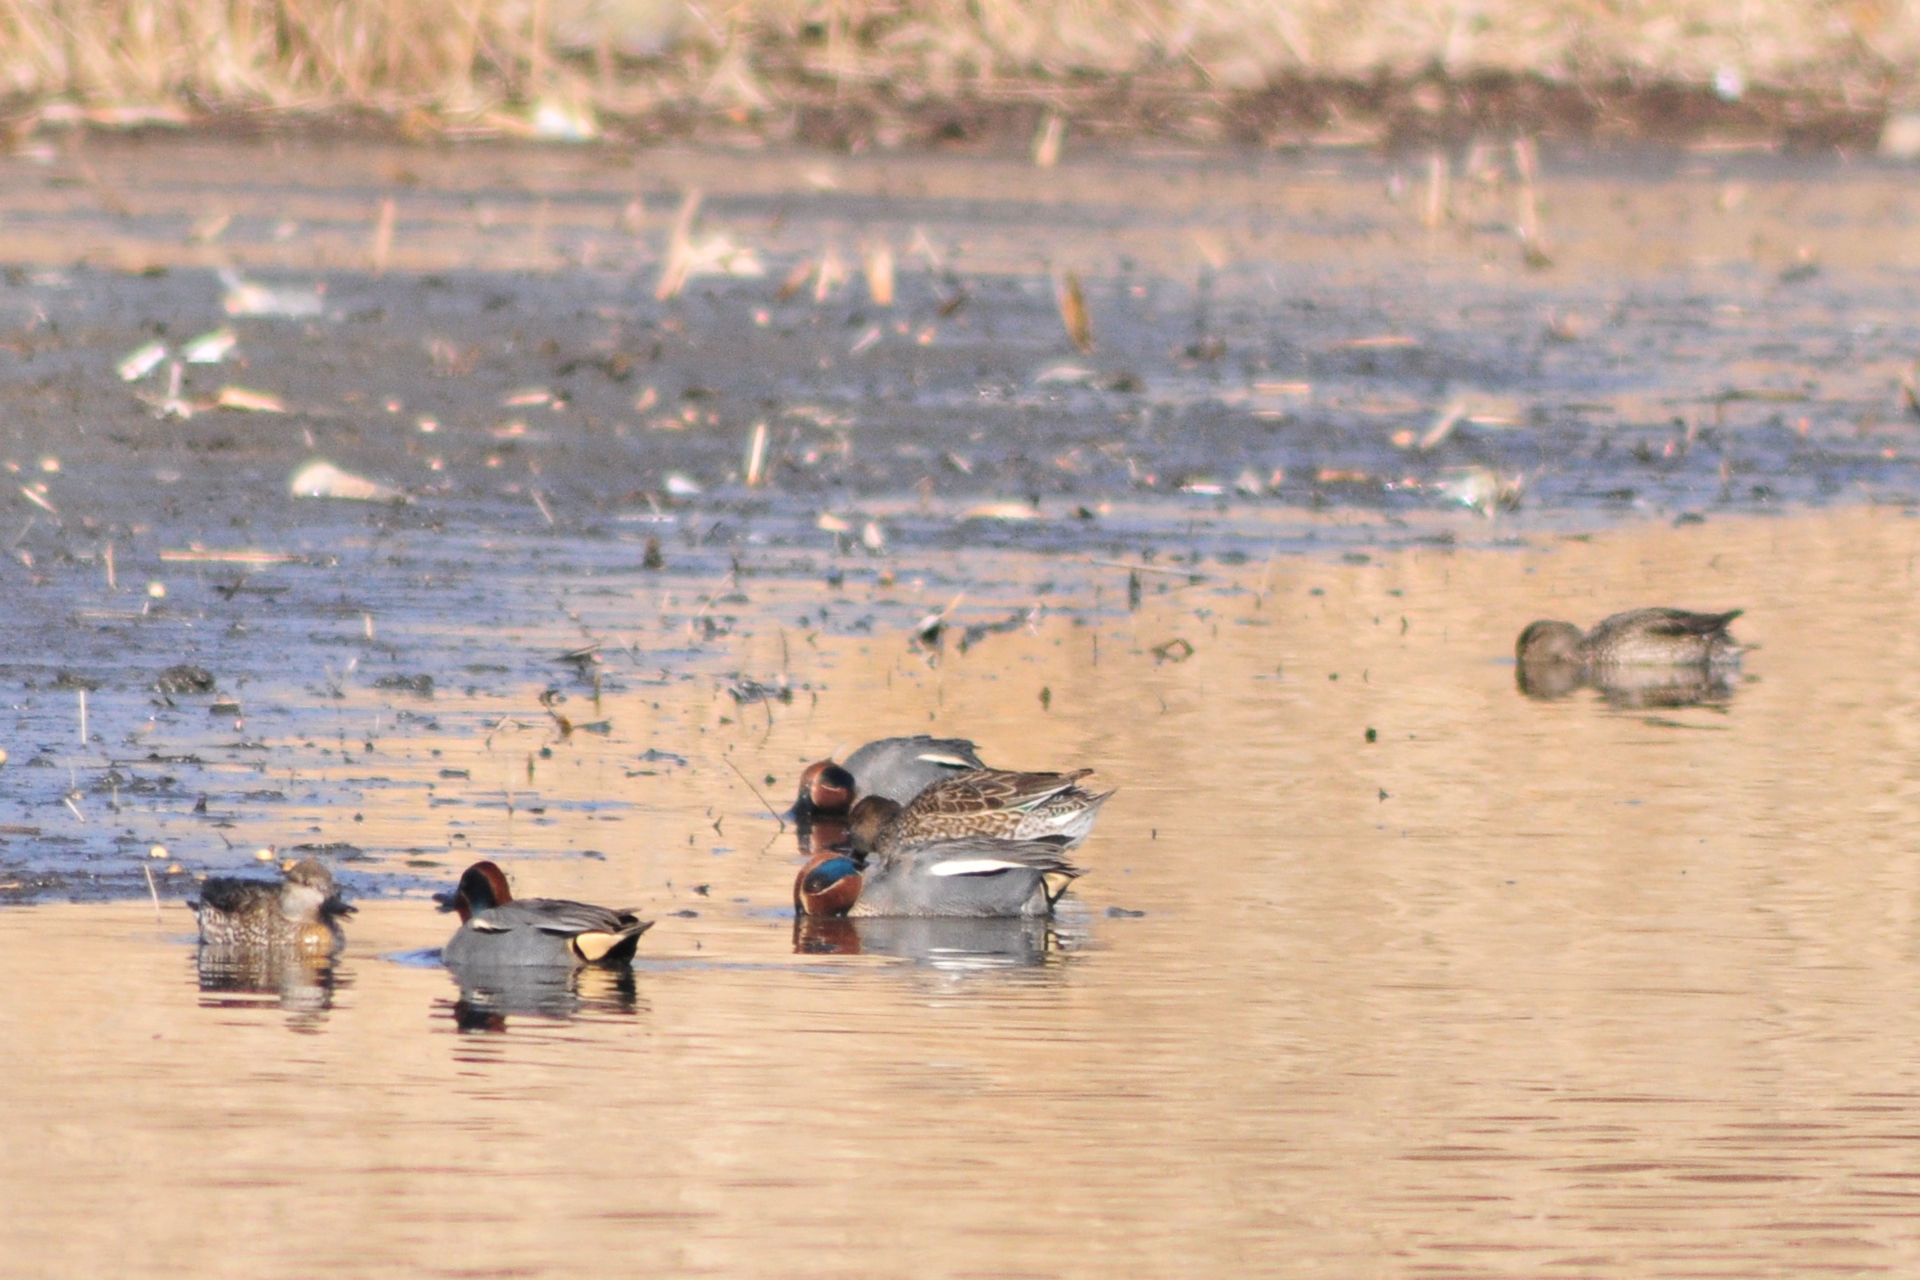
192 856 352 957
438 860 652 968
794 836 1081 918
847 769 1113 854
790 735 987 822
1516 608 1744 669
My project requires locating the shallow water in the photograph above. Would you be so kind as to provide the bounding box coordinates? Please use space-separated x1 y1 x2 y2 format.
16 137 1920 900
9 508 1920 1275
12 139 1920 1273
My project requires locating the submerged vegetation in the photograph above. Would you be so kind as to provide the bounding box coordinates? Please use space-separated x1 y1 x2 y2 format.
0 0 1914 145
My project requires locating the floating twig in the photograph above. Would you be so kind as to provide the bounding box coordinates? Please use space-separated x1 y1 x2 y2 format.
1422 149 1447 229
1055 270 1093 353
720 751 786 833
372 197 395 275
1033 111 1064 168
1090 558 1207 581
655 188 703 301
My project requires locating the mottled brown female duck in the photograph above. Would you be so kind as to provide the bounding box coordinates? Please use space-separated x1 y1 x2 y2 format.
847 769 1112 855
1516 608 1744 670
192 857 352 958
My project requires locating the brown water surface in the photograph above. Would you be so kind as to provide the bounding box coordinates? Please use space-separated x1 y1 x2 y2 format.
7 509 1920 1276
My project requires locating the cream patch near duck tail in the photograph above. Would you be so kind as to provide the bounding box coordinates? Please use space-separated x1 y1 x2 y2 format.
571 931 623 962
928 859 1025 877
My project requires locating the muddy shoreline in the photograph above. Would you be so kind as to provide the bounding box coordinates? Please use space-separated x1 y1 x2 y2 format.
9 67 1904 158
3 135 1918 902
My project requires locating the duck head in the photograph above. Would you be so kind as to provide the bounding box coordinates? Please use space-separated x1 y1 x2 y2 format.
438 860 513 921
789 760 856 824
278 857 345 922
794 849 863 917
1515 619 1585 665
847 795 903 855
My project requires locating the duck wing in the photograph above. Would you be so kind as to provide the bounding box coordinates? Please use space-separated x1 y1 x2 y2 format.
843 734 986 772
839 735 989 804
1642 607 1742 636
1599 607 1742 639
892 835 1084 881
194 877 276 916
913 768 1095 816
471 898 644 936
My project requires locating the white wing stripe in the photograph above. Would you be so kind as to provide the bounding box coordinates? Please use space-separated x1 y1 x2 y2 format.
928 858 1026 877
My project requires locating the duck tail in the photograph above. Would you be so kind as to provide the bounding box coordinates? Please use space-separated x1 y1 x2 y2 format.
1041 865 1085 907
1044 787 1115 847
573 917 654 966
1662 608 1742 635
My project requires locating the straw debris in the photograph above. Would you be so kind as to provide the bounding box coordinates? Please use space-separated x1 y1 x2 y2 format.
1055 270 1093 354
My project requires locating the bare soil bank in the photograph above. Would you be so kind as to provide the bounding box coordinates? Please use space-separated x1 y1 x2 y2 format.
2 133 1918 903
37 72 1891 157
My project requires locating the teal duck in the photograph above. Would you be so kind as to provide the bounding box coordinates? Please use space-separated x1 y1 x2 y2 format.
789 735 987 822
794 837 1081 919
439 861 652 968
1516 608 1743 669
847 769 1112 854
193 857 352 957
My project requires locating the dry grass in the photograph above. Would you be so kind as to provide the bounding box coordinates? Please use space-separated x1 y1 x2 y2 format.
0 0 1912 125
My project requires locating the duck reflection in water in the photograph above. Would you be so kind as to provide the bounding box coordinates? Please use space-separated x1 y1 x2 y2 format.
444 961 639 1031
1515 607 1745 709
795 817 851 862
191 857 354 1018
195 947 344 1018
793 914 1066 969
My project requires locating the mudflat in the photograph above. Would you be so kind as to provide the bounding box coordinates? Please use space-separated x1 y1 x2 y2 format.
3 135 1920 1277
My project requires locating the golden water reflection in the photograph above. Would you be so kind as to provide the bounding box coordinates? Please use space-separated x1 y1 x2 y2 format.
1516 658 1741 708
195 945 343 1024
10 508 1920 1275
